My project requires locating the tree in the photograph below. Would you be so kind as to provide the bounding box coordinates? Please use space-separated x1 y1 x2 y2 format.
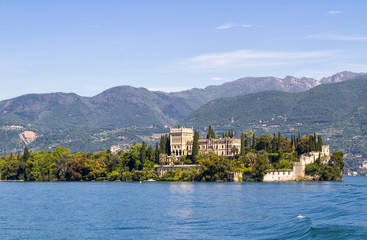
147 145 154 162
251 151 270 182
272 133 277 153
192 131 199 162
256 135 272 152
331 151 344 172
277 132 281 153
207 124 215 139
313 133 317 151
25 150 53 181
159 153 167 165
296 135 310 154
240 132 246 156
198 153 232 181
305 163 320 176
52 146 72 180
154 143 160 164
275 159 291 170
252 133 256 149
140 141 147 166
106 154 120 173
166 135 171 155
123 145 141 171
86 153 107 180
22 147 31 162
66 152 88 181
159 135 167 154
317 135 323 151
18 147 30 180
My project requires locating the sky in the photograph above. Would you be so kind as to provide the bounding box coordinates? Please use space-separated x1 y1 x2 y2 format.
0 0 367 100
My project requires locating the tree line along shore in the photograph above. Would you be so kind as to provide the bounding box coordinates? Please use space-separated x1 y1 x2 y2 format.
0 126 344 182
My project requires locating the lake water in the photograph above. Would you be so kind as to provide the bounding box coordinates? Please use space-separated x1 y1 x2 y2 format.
0 177 366 239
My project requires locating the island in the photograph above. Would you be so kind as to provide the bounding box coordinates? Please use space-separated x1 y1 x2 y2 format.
156 126 344 182
0 125 344 182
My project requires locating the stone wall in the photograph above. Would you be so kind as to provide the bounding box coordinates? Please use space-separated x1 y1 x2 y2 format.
263 161 305 182
263 170 295 182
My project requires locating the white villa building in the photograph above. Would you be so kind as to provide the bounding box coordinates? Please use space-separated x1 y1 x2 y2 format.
169 127 241 157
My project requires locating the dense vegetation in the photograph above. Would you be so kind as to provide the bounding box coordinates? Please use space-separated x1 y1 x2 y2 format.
0 127 344 182
183 78 367 172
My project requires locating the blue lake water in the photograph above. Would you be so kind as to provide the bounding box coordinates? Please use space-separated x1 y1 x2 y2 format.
0 177 366 240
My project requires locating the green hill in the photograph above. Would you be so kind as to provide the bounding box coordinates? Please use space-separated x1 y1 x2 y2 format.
0 71 366 166
0 86 195 130
182 78 367 170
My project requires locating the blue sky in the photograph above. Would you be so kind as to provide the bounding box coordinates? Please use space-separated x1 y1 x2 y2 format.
0 0 366 100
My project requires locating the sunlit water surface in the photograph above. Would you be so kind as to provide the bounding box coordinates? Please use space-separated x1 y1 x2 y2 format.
0 176 366 239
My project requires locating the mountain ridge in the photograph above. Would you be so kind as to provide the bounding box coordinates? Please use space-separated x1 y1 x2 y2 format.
181 77 367 169
0 71 366 157
0 71 365 130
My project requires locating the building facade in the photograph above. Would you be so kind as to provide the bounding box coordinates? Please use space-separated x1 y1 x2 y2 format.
299 145 330 164
186 138 241 157
170 128 194 156
169 128 241 157
263 145 330 182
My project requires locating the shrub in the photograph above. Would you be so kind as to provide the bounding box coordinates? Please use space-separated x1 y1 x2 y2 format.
107 171 120 181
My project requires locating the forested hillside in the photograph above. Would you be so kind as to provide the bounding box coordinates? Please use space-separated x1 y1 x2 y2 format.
182 78 367 170
0 71 366 166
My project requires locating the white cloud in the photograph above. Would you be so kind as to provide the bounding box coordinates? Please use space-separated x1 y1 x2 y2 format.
211 77 223 81
327 10 341 16
216 23 252 30
179 49 339 71
307 33 367 42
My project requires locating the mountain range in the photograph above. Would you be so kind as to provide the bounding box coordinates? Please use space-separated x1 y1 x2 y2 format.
182 77 367 169
1 71 365 130
0 71 366 170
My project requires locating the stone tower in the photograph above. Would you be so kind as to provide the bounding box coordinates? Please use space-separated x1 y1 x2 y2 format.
169 128 194 156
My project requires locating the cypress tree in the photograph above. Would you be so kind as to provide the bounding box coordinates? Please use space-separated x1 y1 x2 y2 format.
317 135 323 151
207 124 215 139
166 134 171 155
240 132 245 156
277 132 281 152
147 145 153 162
155 142 160 163
192 131 199 162
160 134 168 154
252 133 256 149
313 133 317 151
272 132 277 153
140 141 147 166
207 125 212 139
22 147 30 162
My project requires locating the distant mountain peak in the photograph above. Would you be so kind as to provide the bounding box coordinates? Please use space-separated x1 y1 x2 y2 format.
320 71 367 84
